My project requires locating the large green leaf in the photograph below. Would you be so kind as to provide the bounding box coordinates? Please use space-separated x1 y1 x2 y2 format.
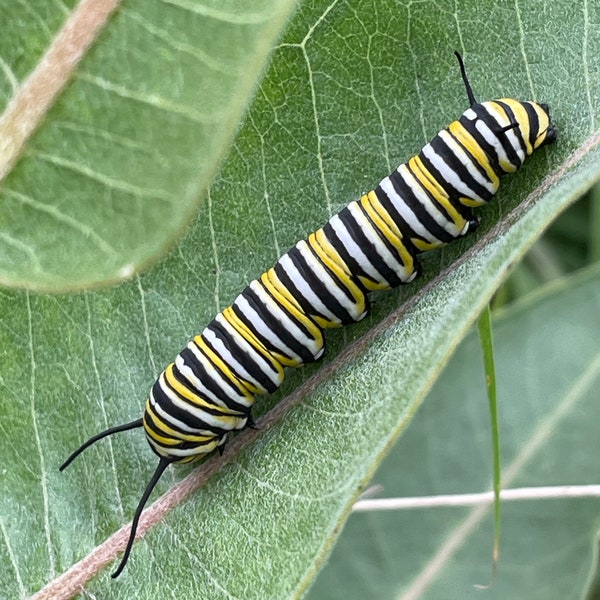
0 0 298 290
308 262 600 600
1 0 599 599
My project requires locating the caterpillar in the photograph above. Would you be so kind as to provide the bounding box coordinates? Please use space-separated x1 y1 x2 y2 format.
61 52 557 577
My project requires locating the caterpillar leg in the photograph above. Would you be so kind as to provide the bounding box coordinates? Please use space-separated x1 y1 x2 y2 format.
458 215 481 237
247 413 260 430
463 216 481 236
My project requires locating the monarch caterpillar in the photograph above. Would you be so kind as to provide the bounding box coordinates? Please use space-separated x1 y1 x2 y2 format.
61 52 557 577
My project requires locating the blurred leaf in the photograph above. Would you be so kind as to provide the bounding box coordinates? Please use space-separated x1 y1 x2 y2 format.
1 0 600 599
308 262 600 600
0 0 298 290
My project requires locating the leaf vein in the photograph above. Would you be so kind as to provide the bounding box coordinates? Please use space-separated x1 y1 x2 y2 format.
160 0 275 25
76 72 222 124
123 8 234 74
0 231 44 273
2 188 118 257
26 291 56 576
0 517 26 598
30 151 175 203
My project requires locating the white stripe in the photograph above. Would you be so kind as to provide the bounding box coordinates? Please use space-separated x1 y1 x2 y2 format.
278 252 341 323
474 118 513 168
248 280 324 360
233 293 298 363
470 104 525 170
438 130 495 193
174 353 249 412
422 142 481 203
146 436 220 458
215 312 282 386
346 203 413 282
149 388 204 434
379 174 439 242
173 355 204 399
152 377 236 430
203 326 270 394
186 340 252 407
485 103 526 164
296 240 364 320
328 213 391 286
395 165 459 236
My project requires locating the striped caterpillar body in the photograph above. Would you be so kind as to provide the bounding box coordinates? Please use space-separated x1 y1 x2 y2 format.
61 52 557 577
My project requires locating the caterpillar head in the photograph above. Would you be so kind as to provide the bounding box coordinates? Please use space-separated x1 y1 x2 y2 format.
454 52 557 174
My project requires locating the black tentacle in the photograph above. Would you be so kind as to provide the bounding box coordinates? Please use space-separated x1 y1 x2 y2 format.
60 419 144 471
111 457 172 578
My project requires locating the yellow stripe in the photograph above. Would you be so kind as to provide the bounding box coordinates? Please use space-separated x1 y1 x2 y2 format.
362 192 415 272
313 314 338 329
184 442 222 460
412 237 441 251
532 103 551 149
262 269 324 341
360 194 397 241
311 230 351 276
192 335 258 397
178 454 201 463
309 230 367 315
164 363 245 415
460 196 486 208
358 275 389 291
228 309 299 368
270 352 301 368
448 121 499 189
144 405 232 444
498 99 533 155
365 191 402 238
221 306 285 377
144 423 179 445
314 227 383 294
409 156 467 230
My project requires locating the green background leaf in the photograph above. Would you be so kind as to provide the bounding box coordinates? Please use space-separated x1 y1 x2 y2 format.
1 0 599 599
0 0 298 290
308 263 600 600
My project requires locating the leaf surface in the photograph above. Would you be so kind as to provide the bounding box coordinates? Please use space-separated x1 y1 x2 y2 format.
0 1 599 599
0 0 297 290
308 263 600 600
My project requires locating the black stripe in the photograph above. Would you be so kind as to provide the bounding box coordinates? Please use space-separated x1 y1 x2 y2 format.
149 378 231 434
337 206 404 288
459 113 503 175
144 407 227 449
450 129 494 183
162 370 241 419
495 101 527 164
204 319 279 394
276 245 355 325
305 237 361 304
321 221 379 288
289 244 356 323
179 346 249 412
416 148 474 221
371 186 420 255
472 103 521 169
443 129 495 201
170 364 246 417
176 437 225 451
234 286 318 364
388 169 456 244
521 101 540 150
356 200 410 269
